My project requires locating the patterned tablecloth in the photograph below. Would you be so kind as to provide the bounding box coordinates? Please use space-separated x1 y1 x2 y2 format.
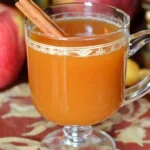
0 83 150 150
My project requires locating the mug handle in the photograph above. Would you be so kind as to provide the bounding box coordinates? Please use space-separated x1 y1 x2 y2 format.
123 30 150 106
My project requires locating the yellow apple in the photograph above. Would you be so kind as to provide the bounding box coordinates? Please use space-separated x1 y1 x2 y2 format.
126 59 140 86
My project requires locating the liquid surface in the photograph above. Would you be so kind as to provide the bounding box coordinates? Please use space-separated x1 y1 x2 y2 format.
27 18 127 125
56 18 119 37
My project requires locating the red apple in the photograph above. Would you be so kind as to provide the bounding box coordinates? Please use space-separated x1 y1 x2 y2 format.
0 4 26 89
52 0 139 20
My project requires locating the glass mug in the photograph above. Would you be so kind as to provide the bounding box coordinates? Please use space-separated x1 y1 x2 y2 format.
25 3 150 150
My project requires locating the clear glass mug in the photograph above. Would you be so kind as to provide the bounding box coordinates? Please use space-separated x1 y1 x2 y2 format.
25 2 150 150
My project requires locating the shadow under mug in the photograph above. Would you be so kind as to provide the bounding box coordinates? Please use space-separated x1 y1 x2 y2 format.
25 2 150 150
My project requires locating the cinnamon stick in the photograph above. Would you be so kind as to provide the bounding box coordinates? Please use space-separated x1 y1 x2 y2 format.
29 0 68 36
15 0 66 37
16 2 50 34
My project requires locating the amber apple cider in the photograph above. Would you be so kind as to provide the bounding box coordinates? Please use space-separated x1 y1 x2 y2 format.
27 17 128 126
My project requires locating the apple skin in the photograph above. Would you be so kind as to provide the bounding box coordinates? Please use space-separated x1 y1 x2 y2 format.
34 0 49 8
126 59 140 87
0 4 26 89
52 0 139 20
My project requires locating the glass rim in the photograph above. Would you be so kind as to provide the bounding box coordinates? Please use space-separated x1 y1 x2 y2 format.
25 2 130 41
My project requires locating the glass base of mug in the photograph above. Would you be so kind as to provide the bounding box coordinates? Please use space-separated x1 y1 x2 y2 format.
40 126 116 150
